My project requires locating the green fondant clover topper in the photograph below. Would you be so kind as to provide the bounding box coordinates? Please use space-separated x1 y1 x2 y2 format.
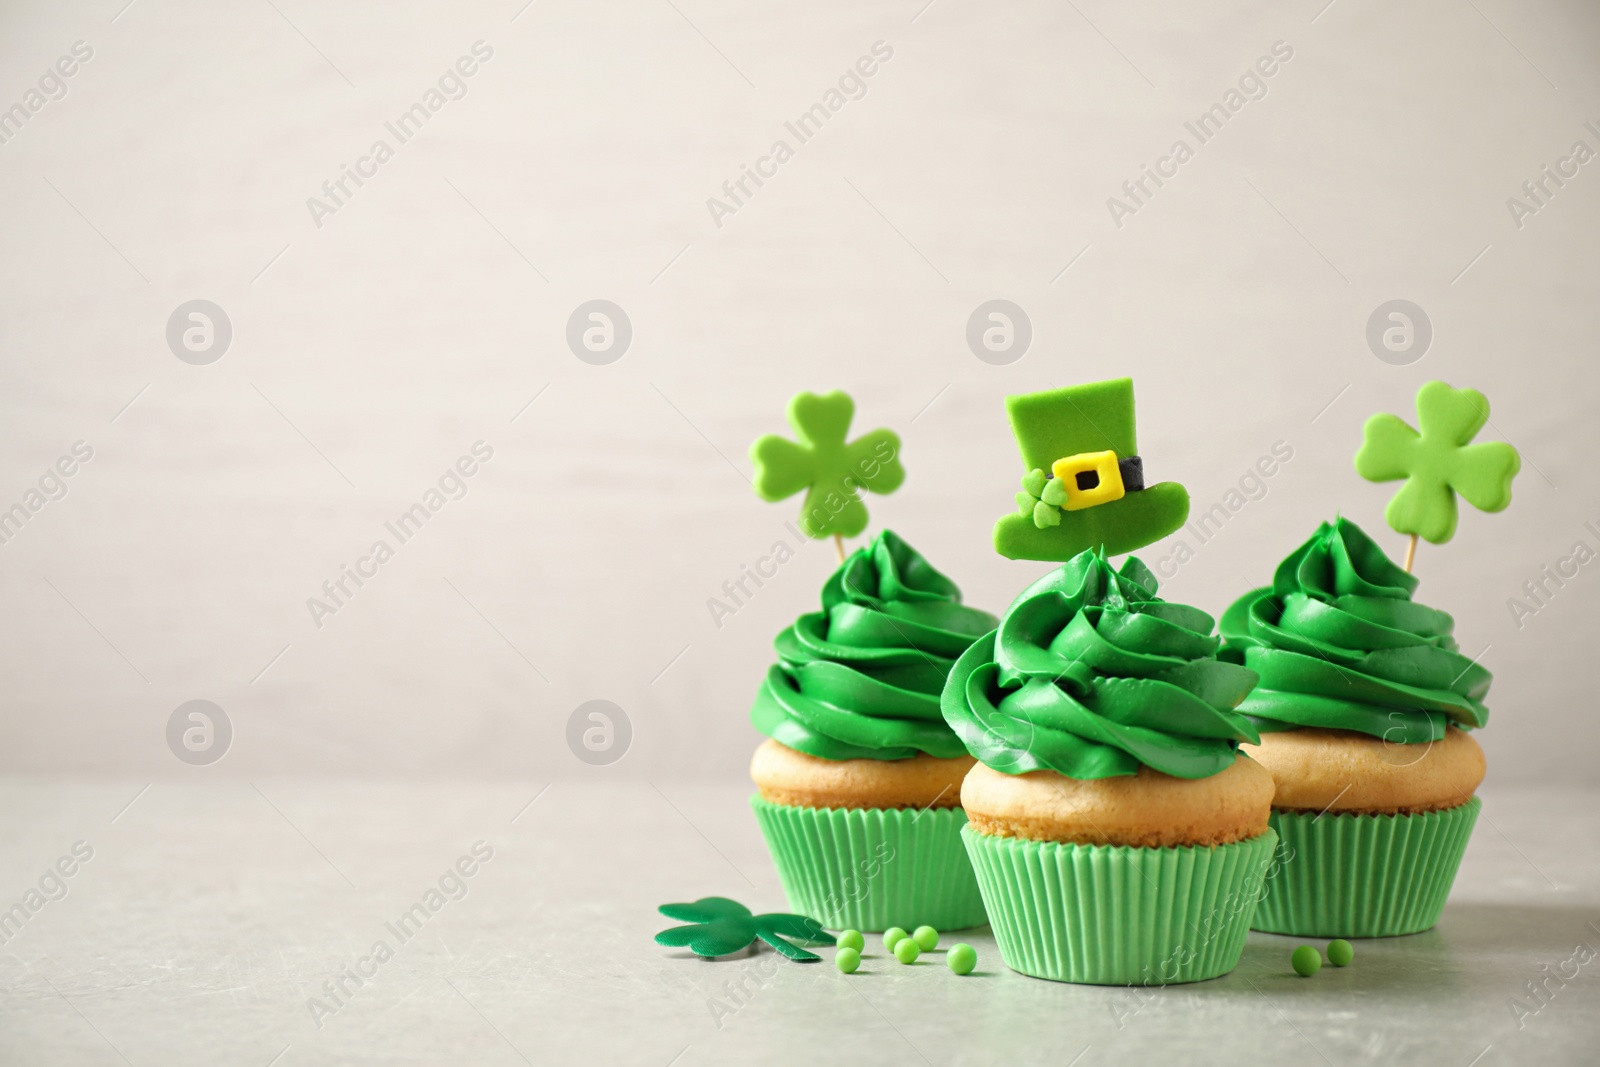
994 377 1190 562
1354 380 1520 571
750 391 904 559
654 896 832 961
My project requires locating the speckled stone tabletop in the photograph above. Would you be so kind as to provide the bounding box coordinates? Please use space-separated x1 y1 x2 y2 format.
2 779 1595 1065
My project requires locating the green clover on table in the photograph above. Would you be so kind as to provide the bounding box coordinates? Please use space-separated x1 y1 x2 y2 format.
653 897 832 961
750 391 904 539
1015 468 1069 529
1354 380 1520 545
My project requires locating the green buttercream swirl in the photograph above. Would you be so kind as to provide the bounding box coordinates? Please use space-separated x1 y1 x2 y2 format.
940 549 1261 780
751 530 999 761
1218 517 1490 744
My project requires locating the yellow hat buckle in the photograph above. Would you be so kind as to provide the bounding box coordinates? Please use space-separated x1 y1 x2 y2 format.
1050 450 1125 511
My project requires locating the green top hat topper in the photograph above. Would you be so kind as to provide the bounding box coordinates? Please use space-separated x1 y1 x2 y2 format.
994 377 1190 561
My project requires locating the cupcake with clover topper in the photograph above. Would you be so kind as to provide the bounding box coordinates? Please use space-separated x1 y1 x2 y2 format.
745 391 999 932
1220 382 1519 938
942 378 1279 985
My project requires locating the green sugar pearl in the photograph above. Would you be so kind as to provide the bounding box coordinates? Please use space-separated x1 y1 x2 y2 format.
836 930 864 952
1327 939 1354 967
835 947 861 974
947 943 977 975
912 926 939 952
1292 946 1322 977
883 927 909 952
894 938 921 964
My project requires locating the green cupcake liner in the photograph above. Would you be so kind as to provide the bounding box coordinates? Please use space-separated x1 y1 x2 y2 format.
1252 797 1480 938
962 825 1279 985
750 796 987 932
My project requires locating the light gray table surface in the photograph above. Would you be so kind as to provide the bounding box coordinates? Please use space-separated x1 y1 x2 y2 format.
2 778 1596 1066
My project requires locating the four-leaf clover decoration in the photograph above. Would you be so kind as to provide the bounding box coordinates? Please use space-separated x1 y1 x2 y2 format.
750 391 905 539
653 897 832 961
1354 380 1520 545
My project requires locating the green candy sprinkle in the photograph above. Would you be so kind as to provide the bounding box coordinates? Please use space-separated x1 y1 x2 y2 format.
1292 946 1322 977
912 926 939 952
1327 939 1354 967
883 927 908 952
947 943 977 975
835 947 861 974
836 930 864 952
894 938 921 964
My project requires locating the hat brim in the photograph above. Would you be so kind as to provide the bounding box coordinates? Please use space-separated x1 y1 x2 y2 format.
993 482 1190 562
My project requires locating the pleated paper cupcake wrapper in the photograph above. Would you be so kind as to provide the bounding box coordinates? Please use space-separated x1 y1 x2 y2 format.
1251 797 1480 938
962 825 1278 985
750 797 988 932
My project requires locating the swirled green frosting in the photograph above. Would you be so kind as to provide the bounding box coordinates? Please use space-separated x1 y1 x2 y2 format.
940 549 1261 780
1218 517 1490 744
751 530 999 761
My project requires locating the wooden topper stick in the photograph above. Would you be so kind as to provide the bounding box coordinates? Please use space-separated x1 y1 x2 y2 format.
1403 533 1418 574
833 533 846 564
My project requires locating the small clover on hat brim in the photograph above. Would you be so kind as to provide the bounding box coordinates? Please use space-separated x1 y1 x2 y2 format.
1354 381 1520 546
654 896 832 961
750 391 904 540
1015 468 1067 529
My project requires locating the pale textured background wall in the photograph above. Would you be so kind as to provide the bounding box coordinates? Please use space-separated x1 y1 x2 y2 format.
1 0 1596 785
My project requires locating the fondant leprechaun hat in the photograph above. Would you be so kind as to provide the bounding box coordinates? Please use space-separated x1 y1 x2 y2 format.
993 377 1190 561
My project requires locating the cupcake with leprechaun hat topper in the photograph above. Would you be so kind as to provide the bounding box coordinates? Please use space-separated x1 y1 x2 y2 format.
1220 382 1518 938
942 378 1280 985
745 391 997 932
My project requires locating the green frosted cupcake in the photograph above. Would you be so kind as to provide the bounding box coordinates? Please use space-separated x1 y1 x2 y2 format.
942 549 1279 984
749 530 997 932
1220 518 1489 938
